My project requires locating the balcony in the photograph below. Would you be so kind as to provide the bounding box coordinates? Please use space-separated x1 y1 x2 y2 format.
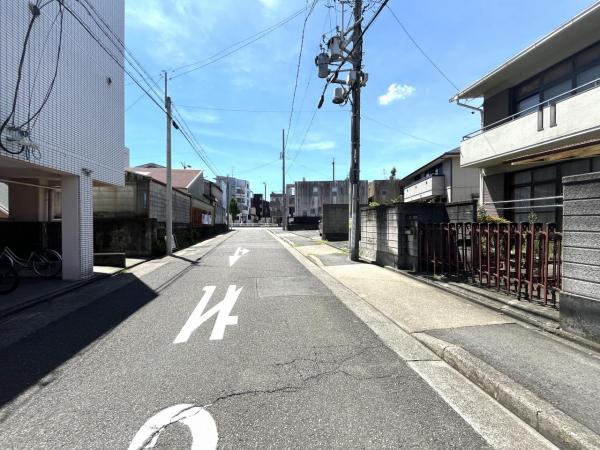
403 175 445 202
461 81 600 167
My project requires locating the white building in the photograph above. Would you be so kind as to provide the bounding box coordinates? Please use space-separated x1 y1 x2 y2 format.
453 2 600 225
0 1 126 279
216 176 252 222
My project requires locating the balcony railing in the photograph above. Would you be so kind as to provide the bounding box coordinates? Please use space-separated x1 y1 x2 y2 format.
404 174 445 202
463 75 600 140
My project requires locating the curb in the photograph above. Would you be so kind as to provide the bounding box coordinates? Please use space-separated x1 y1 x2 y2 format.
384 266 600 354
414 332 600 450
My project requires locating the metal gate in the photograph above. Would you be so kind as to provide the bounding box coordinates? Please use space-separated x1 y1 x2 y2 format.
418 222 562 306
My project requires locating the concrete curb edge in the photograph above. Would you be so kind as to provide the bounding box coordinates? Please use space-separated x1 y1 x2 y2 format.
413 332 600 450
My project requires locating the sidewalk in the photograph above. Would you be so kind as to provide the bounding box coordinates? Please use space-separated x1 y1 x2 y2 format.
272 230 600 450
0 258 146 319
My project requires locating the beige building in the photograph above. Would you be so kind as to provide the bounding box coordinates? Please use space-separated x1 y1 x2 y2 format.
453 3 600 225
400 149 479 204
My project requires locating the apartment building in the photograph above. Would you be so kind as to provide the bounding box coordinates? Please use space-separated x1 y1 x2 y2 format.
269 192 284 224
401 149 479 203
453 3 600 225
216 176 252 222
368 179 404 204
294 180 368 217
0 1 126 279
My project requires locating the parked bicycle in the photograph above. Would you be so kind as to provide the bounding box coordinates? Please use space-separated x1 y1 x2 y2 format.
0 255 18 294
0 247 62 278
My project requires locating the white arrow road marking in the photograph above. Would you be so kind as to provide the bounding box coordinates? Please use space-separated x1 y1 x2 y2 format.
174 285 243 343
229 247 249 267
128 403 218 450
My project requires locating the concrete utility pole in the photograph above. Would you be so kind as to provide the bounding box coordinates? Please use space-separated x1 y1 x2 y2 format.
164 72 173 256
263 182 267 220
282 129 287 230
332 157 335 182
349 0 362 261
226 174 230 229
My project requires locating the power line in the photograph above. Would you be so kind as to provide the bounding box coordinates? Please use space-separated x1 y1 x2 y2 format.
385 4 459 91
285 0 319 149
62 2 222 175
169 7 307 80
177 104 349 113
362 114 450 148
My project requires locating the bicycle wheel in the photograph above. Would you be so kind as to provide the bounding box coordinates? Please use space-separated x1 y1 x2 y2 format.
33 249 62 278
0 258 19 294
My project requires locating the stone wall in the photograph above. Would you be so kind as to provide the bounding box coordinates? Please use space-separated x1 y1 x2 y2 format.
322 204 349 241
560 171 600 343
94 218 158 257
359 203 447 270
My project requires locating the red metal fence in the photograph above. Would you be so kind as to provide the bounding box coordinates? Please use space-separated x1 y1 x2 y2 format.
418 223 562 307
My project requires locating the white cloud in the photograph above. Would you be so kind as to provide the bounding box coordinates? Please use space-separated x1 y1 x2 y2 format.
178 110 220 124
378 83 416 106
258 0 280 9
303 141 336 151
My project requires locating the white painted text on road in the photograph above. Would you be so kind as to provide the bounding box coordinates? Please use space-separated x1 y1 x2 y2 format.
229 247 249 267
174 285 243 343
128 403 218 450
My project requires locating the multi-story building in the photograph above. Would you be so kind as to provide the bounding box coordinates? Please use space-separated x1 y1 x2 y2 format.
269 192 284 225
216 176 252 222
0 1 126 279
294 179 368 217
401 149 479 204
453 3 600 225
368 179 404 204
286 183 295 217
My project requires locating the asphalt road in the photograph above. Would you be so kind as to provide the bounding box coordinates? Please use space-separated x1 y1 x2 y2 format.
0 229 526 449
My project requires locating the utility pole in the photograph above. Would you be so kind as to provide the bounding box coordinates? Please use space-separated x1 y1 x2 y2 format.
226 174 230 229
164 72 173 256
315 0 367 261
263 181 267 221
282 129 286 230
349 0 362 261
332 157 335 182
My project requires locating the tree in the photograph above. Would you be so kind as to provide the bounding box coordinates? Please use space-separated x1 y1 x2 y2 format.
390 166 397 180
229 198 240 219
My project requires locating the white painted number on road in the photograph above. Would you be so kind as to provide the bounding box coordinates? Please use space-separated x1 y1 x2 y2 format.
229 247 249 267
174 285 243 343
128 403 218 450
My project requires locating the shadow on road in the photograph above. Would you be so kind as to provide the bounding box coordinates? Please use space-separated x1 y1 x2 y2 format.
0 274 157 408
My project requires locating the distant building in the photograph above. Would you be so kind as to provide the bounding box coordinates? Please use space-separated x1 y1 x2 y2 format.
294 180 368 217
270 192 284 224
216 176 252 222
286 183 296 217
401 149 479 204
368 179 404 204
252 193 270 220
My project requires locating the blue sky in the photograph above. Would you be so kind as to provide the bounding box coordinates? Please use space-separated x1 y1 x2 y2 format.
124 0 595 196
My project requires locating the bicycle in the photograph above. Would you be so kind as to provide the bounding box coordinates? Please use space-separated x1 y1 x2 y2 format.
0 247 62 278
0 255 19 294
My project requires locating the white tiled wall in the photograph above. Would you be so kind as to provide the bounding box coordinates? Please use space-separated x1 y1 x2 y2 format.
0 0 125 185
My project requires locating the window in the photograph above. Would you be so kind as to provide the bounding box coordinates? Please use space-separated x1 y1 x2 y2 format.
332 186 338 193
516 94 540 115
543 79 571 102
313 186 319 193
576 64 600 92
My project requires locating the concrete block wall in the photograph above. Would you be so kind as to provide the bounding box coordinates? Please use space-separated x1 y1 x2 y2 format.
360 203 448 270
149 181 191 224
560 171 600 343
322 204 349 240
